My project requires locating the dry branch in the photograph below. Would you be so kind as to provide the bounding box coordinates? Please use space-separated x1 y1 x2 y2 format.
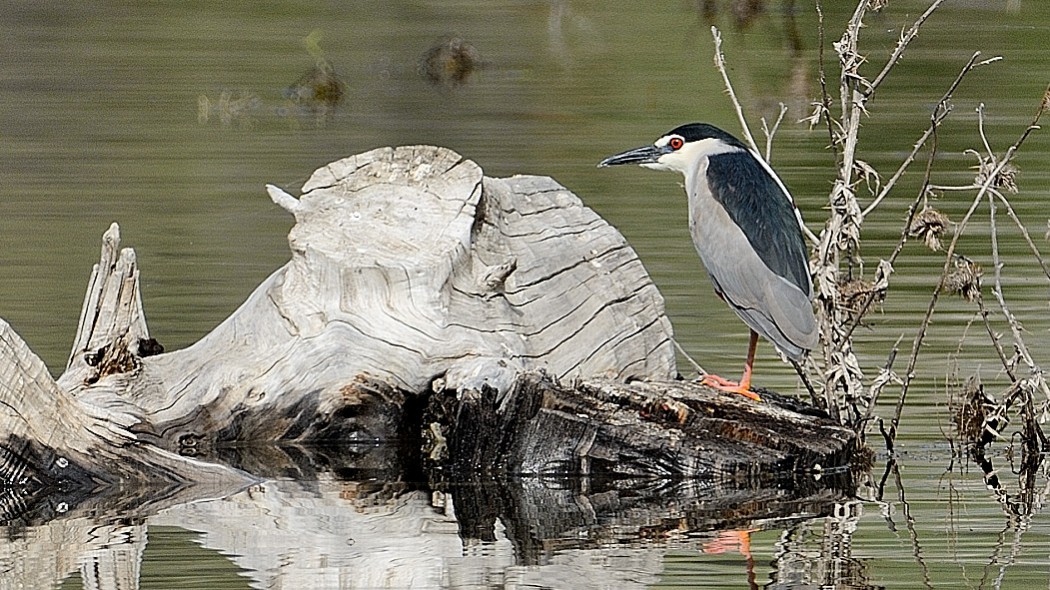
889 100 1048 443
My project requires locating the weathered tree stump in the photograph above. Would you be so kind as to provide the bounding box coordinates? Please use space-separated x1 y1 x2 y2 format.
0 145 856 520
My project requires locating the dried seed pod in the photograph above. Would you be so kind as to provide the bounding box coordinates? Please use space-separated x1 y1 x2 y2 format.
836 277 886 318
908 206 950 251
970 151 1019 194
945 256 982 302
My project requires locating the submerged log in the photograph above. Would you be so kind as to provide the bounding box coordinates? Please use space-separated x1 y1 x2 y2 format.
0 145 856 515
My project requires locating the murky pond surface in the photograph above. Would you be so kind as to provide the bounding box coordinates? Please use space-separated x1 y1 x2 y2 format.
3 0 1050 587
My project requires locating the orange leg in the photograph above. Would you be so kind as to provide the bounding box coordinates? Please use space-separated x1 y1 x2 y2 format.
702 331 761 401
702 528 755 559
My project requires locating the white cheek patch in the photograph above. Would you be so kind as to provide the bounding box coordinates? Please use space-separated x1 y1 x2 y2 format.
654 150 692 172
654 138 736 174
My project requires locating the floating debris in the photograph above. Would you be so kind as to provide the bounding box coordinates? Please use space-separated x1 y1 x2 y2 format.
198 31 346 126
285 31 346 114
197 91 261 127
285 60 345 112
419 37 481 87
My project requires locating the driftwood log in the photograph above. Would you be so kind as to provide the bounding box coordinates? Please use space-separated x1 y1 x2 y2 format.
0 146 856 521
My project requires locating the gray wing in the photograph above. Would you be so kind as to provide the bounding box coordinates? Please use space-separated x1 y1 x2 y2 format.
688 153 818 361
706 151 811 295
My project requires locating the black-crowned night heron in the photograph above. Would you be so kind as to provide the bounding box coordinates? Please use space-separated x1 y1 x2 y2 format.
599 123 818 400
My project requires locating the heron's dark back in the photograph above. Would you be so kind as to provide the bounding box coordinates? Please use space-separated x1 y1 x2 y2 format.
705 151 811 295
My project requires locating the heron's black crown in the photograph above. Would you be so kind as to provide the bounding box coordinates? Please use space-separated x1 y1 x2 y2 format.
664 123 749 150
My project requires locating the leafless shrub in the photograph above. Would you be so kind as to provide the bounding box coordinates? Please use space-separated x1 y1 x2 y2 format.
710 0 1049 461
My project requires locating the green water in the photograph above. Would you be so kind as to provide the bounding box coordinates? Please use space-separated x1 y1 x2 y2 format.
4 0 1050 587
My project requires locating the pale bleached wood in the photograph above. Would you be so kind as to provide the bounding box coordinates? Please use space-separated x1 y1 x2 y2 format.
63 222 151 381
0 516 148 590
144 467 850 590
0 294 250 514
148 478 667 590
0 317 134 458
0 213 253 502
106 145 675 448
77 523 144 590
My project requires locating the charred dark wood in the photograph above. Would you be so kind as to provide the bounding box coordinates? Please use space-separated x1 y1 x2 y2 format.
429 372 855 483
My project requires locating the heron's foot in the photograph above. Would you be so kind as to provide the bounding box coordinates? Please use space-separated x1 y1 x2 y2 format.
701 374 762 401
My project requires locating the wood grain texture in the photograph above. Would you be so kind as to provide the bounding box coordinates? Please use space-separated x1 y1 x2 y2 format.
116 145 675 447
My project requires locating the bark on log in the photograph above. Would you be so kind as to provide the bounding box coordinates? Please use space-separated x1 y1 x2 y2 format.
0 145 857 520
430 372 853 482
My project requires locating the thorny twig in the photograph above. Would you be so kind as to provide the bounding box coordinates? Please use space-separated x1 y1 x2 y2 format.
859 336 902 435
865 127 946 433
711 26 759 155
973 290 1017 383
842 53 994 348
813 0 838 160
710 26 820 246
761 103 788 163
990 191 1050 281
889 102 1047 444
816 0 1048 450
813 0 956 420
988 189 1050 416
860 53 1000 218
865 0 949 94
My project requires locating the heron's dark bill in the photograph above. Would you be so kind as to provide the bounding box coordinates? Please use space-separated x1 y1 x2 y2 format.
597 145 663 168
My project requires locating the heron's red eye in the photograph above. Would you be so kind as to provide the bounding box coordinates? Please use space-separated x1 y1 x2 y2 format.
668 137 684 150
